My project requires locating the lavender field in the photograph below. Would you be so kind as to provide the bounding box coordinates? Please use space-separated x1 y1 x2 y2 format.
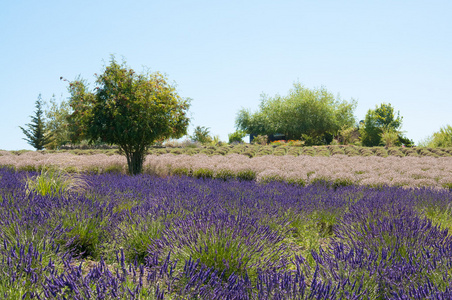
1 166 452 299
1 151 452 190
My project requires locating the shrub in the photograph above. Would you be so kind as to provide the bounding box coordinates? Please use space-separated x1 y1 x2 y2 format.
242 151 255 158
121 219 163 263
418 149 438 157
273 147 287 156
60 211 106 259
236 169 256 181
172 167 190 177
301 147 315 156
104 164 124 174
228 130 246 144
200 149 214 155
381 128 400 147
344 146 359 156
442 183 452 190
332 177 354 189
193 168 214 179
24 167 86 197
374 147 388 157
170 148 184 155
185 148 201 155
191 126 213 145
286 177 306 186
215 169 236 181
287 147 301 156
252 135 268 145
387 147 405 157
287 140 305 147
155 148 169 155
337 125 357 145
260 174 285 184
329 146 346 156
359 147 374 156
310 176 331 186
315 147 330 157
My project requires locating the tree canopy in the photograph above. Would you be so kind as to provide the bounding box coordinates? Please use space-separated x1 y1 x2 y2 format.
66 57 191 174
44 95 71 150
20 95 52 150
421 125 452 148
360 103 405 147
235 83 356 145
190 126 212 144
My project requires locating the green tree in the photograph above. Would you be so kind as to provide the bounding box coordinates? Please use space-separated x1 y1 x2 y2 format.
191 126 212 144
374 103 403 130
421 125 452 148
360 103 404 147
228 130 246 144
337 125 357 145
65 77 96 143
432 125 452 147
44 95 71 149
380 128 399 147
20 95 52 150
66 57 191 174
236 83 356 144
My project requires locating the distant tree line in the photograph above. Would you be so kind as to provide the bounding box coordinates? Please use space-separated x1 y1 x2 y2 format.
21 65 451 174
21 57 190 174
235 83 415 147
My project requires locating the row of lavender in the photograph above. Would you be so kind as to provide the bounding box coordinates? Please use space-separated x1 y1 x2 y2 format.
1 167 452 299
2 152 452 189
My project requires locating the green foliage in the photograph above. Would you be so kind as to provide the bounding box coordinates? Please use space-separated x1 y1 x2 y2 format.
361 103 405 147
236 169 256 181
193 168 214 179
286 177 306 186
228 130 246 144
121 219 163 264
260 174 285 184
235 108 269 137
337 125 357 145
251 134 268 145
236 83 357 144
374 103 403 129
398 135 415 147
66 56 191 175
215 169 236 181
423 125 452 148
360 109 382 147
171 167 190 176
442 182 452 191
24 167 86 197
60 210 106 259
381 128 399 147
44 95 71 150
20 95 52 150
191 126 212 144
343 146 360 156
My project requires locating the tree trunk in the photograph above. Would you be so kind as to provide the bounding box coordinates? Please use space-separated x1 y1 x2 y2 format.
125 150 145 175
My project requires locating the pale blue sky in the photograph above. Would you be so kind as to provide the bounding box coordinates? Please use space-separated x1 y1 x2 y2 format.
1 0 451 150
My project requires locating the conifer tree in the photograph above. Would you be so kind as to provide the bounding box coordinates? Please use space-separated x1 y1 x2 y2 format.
20 95 52 150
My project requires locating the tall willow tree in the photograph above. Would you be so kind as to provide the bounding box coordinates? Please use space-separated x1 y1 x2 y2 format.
66 57 191 174
236 83 357 144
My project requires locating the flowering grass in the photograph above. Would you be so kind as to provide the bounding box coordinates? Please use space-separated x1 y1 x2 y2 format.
1 167 452 299
24 166 87 197
2 150 451 189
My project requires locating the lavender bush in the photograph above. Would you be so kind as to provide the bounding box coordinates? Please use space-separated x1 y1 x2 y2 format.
2 151 452 189
1 166 452 299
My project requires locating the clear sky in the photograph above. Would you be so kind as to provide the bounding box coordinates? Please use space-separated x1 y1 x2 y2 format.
1 0 451 150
